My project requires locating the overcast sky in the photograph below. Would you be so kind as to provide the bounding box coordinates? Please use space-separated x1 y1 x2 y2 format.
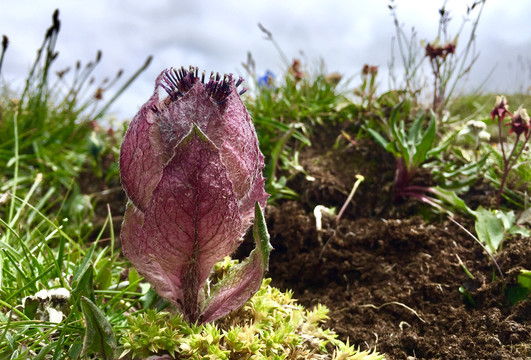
2 0 531 120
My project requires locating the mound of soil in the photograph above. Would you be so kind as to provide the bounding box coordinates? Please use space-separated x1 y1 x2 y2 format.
259 127 531 359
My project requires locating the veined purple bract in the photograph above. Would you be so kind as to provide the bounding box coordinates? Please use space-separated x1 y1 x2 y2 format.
120 66 271 323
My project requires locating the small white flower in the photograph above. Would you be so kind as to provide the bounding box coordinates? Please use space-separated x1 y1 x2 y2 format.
466 120 487 130
457 119 491 146
48 287 70 300
478 130 491 142
46 307 64 324
33 287 70 302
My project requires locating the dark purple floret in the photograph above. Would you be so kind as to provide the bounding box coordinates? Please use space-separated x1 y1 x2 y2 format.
158 66 245 105
206 73 233 104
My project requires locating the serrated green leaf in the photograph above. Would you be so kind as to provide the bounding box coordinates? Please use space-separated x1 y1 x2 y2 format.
80 296 116 360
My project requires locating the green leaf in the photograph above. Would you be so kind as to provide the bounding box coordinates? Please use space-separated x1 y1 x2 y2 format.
128 267 140 285
432 187 474 216
497 210 515 230
518 270 531 290
68 342 83 359
505 286 529 305
366 128 389 151
267 123 296 180
493 209 530 237
94 256 114 290
412 112 436 168
71 264 95 306
80 296 116 360
72 241 95 285
253 202 273 269
508 225 530 237
505 269 531 306
34 344 52 360
407 110 423 144
389 107 410 167
23 296 39 319
474 207 505 254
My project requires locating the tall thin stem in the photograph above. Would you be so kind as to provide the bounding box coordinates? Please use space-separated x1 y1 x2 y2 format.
496 132 531 208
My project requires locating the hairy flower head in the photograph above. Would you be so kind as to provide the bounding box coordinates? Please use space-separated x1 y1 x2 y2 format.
119 66 270 323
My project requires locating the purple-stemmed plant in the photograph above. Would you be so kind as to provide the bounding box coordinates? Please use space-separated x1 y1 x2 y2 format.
119 66 271 324
490 96 531 209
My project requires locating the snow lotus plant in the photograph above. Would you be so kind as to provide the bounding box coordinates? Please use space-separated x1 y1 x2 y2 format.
120 66 271 324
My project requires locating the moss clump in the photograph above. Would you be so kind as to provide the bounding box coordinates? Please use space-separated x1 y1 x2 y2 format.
118 260 385 360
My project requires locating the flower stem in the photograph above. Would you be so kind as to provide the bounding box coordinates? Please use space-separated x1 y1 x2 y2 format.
336 175 365 223
496 132 529 209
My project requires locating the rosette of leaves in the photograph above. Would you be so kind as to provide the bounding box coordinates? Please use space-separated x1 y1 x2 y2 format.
120 66 271 324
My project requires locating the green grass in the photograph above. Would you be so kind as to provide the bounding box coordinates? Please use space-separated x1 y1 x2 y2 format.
0 11 149 359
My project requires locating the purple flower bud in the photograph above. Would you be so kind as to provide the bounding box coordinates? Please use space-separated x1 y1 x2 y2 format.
490 95 509 123
508 105 530 136
120 66 270 323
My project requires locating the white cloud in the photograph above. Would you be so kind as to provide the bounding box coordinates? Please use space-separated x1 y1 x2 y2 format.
1 0 531 119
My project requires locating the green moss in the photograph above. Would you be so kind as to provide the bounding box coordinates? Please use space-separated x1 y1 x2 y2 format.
118 260 385 360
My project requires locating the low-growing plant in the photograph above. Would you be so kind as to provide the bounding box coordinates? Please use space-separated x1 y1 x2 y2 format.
119 66 272 324
366 100 456 210
473 206 530 254
0 185 137 359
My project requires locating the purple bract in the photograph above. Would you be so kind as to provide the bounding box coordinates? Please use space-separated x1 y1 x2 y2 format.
120 66 270 323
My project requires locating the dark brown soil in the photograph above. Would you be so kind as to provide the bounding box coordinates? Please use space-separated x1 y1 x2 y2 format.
258 127 531 359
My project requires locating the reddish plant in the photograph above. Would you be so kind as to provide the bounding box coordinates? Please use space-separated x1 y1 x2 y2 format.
120 66 271 323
